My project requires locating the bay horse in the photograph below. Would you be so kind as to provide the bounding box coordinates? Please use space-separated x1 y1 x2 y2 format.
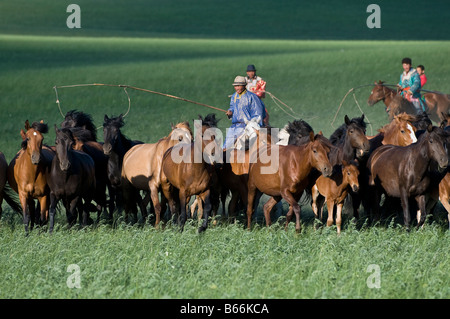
7 120 55 234
246 131 332 232
121 121 192 225
311 160 360 234
47 127 96 232
161 124 221 232
367 81 450 124
367 124 448 229
103 114 143 215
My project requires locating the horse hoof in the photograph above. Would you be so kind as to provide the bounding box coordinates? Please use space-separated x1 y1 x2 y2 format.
198 226 207 233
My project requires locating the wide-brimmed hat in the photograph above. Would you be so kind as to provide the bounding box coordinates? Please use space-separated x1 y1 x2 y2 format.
246 64 256 72
232 75 247 86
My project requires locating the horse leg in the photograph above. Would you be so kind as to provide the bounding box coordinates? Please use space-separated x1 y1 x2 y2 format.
326 200 335 228
336 203 344 234
48 193 57 233
246 179 257 230
150 184 163 228
439 181 450 230
399 189 411 230
282 190 302 233
311 185 325 226
19 192 30 234
178 190 188 231
263 196 281 227
199 190 211 233
415 195 427 228
38 195 49 226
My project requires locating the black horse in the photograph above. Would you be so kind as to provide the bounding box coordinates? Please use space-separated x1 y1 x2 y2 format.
61 109 97 142
47 127 96 232
102 114 143 214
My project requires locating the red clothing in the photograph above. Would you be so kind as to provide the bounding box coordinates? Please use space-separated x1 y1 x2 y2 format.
420 74 427 88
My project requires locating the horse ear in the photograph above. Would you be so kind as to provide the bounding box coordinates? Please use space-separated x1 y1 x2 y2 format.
344 115 351 126
427 123 433 132
361 114 365 121
54 124 59 133
24 120 30 130
104 114 109 122
318 131 323 136
342 160 348 166
119 114 123 120
309 131 314 142
20 129 26 140
171 122 175 130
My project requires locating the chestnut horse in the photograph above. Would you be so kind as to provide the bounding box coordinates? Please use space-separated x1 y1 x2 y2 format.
311 160 360 234
7 120 54 234
367 81 450 124
367 113 417 150
47 127 96 232
367 124 448 229
121 121 193 225
161 126 221 232
246 131 332 232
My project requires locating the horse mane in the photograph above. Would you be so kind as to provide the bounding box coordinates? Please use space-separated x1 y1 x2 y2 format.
174 121 193 137
198 113 219 128
62 109 97 141
411 112 432 130
67 127 93 144
31 121 49 134
285 119 313 137
330 115 367 145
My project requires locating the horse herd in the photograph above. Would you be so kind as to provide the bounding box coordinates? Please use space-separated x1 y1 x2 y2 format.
1 91 450 235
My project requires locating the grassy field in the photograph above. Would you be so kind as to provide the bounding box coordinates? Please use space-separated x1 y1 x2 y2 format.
1 1 450 300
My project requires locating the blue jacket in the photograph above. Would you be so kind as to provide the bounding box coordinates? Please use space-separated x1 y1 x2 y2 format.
399 69 422 99
228 90 265 126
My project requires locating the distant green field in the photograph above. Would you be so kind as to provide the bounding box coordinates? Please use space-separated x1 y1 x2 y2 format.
1 1 450 301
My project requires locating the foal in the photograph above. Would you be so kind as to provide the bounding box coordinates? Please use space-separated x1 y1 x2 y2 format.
311 161 360 234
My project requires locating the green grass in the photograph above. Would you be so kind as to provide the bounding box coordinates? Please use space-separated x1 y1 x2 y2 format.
0 219 449 299
1 1 450 300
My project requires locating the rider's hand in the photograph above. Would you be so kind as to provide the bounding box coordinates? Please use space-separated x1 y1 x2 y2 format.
226 110 233 118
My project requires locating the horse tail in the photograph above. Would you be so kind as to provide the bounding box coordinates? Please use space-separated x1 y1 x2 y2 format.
2 183 22 217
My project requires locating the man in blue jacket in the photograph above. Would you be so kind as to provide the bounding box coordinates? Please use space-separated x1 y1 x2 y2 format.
223 76 265 150
397 57 425 112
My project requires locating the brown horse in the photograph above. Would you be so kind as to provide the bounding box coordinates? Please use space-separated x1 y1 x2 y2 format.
246 131 332 232
367 113 417 149
121 121 192 225
7 120 55 234
311 160 360 234
367 124 448 229
367 81 450 124
161 125 221 232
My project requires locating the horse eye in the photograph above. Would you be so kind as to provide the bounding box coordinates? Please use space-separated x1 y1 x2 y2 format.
313 149 317 154
347 171 350 175
401 130 405 134
430 139 433 144
178 136 183 141
349 130 354 134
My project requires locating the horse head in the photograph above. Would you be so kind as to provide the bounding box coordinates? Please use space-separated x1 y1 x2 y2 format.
103 114 124 155
342 160 360 193
54 125 75 171
368 81 388 106
379 113 417 146
309 131 332 177
21 120 48 165
425 125 449 172
344 114 370 158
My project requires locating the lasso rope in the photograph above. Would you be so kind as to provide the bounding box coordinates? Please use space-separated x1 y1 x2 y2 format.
53 83 228 120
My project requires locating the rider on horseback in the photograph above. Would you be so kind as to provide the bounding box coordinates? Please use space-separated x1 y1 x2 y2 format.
397 57 426 112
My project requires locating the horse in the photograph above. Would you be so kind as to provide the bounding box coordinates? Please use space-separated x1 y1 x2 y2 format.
367 81 450 124
47 127 96 232
103 114 143 215
7 120 55 234
367 112 417 150
61 111 110 220
0 152 22 219
218 126 278 221
189 114 222 221
367 124 448 229
246 131 332 232
311 160 360 234
161 124 221 232
121 121 193 225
